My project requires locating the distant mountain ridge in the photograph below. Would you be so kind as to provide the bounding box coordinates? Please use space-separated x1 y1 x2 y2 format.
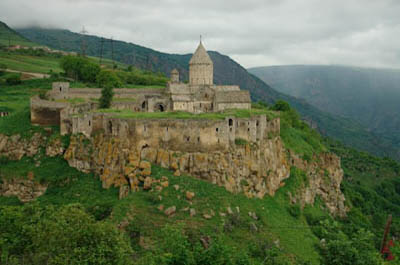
14 26 399 160
249 65 400 160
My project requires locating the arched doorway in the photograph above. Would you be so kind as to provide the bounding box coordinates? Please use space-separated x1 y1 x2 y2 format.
154 103 165 112
141 101 147 111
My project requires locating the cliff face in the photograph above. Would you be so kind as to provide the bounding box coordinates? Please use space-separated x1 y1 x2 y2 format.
64 133 347 216
0 131 347 216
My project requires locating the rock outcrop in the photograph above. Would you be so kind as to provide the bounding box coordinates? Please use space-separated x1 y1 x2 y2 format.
0 173 47 203
0 131 347 216
63 133 347 216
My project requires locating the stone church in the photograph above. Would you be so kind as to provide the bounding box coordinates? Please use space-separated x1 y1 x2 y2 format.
166 41 251 113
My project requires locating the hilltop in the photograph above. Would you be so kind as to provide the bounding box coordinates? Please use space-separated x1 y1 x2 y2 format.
15 26 399 160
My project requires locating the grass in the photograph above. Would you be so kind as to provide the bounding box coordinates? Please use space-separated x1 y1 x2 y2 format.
55 98 86 104
0 51 63 74
96 108 278 120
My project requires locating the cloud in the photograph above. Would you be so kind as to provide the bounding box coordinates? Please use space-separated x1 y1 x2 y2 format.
1 0 400 68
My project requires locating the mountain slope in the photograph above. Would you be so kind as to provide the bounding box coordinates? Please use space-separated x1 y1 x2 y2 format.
0 21 37 47
249 65 400 160
16 27 399 160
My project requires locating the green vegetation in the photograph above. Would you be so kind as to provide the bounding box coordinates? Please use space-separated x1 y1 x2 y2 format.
277 101 327 160
0 153 323 264
0 50 63 74
97 108 278 120
99 83 115 109
96 69 123 88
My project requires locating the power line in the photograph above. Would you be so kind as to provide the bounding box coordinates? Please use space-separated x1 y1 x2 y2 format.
99 37 104 65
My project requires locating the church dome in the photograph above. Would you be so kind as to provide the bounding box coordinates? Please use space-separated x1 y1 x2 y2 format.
189 42 213 65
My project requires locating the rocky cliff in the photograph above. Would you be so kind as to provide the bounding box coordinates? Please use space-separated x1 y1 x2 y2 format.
63 133 347 216
0 131 347 216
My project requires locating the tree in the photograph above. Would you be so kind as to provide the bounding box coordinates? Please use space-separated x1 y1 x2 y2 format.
80 61 101 83
60 56 100 82
271 100 291 112
99 83 114 109
96 70 122 88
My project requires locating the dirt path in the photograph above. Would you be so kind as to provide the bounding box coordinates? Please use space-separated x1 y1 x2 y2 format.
5 69 50 79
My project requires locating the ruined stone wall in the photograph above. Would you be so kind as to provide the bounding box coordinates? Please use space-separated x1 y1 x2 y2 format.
30 96 69 126
72 114 279 153
60 103 94 135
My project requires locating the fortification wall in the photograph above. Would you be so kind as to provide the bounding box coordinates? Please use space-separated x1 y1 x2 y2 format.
71 113 279 152
60 103 94 135
30 96 69 126
49 88 163 101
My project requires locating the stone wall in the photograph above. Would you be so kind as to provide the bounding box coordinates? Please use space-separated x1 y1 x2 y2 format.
31 96 69 126
71 114 279 152
215 103 251 111
49 87 163 101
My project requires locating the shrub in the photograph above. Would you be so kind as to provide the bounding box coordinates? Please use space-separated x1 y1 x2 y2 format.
287 204 301 218
5 74 21 85
271 100 291 112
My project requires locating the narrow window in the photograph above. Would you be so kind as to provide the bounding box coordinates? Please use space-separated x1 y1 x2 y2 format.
216 128 219 132
197 137 200 142
228 119 233 126
89 120 91 126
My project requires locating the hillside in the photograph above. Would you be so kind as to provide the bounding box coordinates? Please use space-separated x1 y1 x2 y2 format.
16 26 400 160
0 21 37 47
249 65 400 160
1 76 397 264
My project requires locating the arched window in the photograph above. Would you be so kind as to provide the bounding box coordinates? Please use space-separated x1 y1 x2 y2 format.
228 119 233 126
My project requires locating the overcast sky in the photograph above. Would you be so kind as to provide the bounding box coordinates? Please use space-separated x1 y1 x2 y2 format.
1 0 400 69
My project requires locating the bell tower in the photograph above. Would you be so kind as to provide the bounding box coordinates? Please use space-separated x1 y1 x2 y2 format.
189 40 213 86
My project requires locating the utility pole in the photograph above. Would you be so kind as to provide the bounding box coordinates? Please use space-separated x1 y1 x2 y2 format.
111 37 115 69
79 26 88 57
99 37 104 65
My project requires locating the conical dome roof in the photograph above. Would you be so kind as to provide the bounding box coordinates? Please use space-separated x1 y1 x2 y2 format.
189 42 213 65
